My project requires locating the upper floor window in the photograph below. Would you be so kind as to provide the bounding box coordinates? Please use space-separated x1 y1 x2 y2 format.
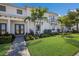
0 5 6 11
53 16 55 20
49 16 56 22
17 9 23 14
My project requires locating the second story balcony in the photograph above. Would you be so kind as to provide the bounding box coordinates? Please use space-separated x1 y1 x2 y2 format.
0 13 25 21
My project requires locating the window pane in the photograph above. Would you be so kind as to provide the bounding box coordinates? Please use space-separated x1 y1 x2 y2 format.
20 25 24 34
1 24 5 30
0 5 6 11
16 25 19 34
20 25 23 29
1 24 6 34
21 30 23 34
16 25 19 30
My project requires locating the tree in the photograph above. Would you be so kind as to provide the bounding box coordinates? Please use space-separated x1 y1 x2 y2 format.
24 7 47 34
58 16 73 32
58 16 65 32
75 9 79 32
67 9 79 32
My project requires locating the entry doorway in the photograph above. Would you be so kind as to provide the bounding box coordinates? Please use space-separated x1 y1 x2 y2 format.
15 24 24 35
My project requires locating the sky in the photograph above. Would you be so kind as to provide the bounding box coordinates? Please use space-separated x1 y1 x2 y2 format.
13 3 79 16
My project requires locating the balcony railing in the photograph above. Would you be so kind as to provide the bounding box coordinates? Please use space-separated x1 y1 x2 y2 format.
0 14 25 21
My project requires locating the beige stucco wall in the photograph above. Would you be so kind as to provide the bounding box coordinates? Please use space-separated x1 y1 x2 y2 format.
0 4 27 18
0 19 8 23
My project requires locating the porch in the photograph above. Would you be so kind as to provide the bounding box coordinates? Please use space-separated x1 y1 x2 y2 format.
0 16 29 35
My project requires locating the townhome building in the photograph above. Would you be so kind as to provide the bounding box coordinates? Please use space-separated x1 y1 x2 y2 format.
0 3 60 35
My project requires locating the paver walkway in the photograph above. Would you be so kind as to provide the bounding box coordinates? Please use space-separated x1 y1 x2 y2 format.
75 52 79 56
8 35 30 56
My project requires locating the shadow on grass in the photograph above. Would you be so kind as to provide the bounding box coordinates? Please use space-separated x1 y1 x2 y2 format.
27 40 42 47
65 38 79 55
65 38 79 48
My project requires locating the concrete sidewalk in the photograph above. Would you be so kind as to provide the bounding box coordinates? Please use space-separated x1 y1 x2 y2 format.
75 52 79 56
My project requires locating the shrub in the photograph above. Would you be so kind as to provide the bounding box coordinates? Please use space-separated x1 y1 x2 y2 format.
34 34 39 39
3 32 10 36
0 35 12 44
29 35 35 40
50 32 59 36
39 32 59 38
0 33 15 44
24 35 30 41
10 34 15 42
39 34 50 38
24 33 35 41
24 31 60 41
71 30 78 33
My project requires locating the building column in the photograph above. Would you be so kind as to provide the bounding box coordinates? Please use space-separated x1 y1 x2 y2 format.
27 20 29 33
7 18 10 33
24 22 27 34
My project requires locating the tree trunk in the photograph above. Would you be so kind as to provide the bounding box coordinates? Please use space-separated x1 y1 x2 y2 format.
34 22 36 34
61 26 64 33
76 23 79 32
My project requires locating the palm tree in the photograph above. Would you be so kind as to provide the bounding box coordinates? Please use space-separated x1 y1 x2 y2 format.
75 9 79 32
67 9 79 32
24 7 47 34
58 16 65 32
58 16 73 32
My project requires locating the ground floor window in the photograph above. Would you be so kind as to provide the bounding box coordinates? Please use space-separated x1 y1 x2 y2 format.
0 23 7 34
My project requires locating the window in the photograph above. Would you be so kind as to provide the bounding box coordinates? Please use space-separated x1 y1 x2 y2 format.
17 9 22 14
49 16 55 22
0 23 7 34
0 5 6 11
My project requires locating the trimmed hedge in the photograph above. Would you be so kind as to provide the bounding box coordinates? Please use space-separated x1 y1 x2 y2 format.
0 33 15 44
24 32 40 41
0 36 12 44
24 34 35 41
24 32 59 41
39 34 50 38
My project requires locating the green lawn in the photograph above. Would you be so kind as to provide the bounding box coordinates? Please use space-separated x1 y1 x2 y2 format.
0 43 10 56
27 34 79 56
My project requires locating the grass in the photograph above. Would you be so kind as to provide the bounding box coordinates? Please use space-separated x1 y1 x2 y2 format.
27 33 79 56
0 43 10 56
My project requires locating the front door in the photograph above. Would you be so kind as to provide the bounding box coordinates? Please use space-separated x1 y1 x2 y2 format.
15 24 24 35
